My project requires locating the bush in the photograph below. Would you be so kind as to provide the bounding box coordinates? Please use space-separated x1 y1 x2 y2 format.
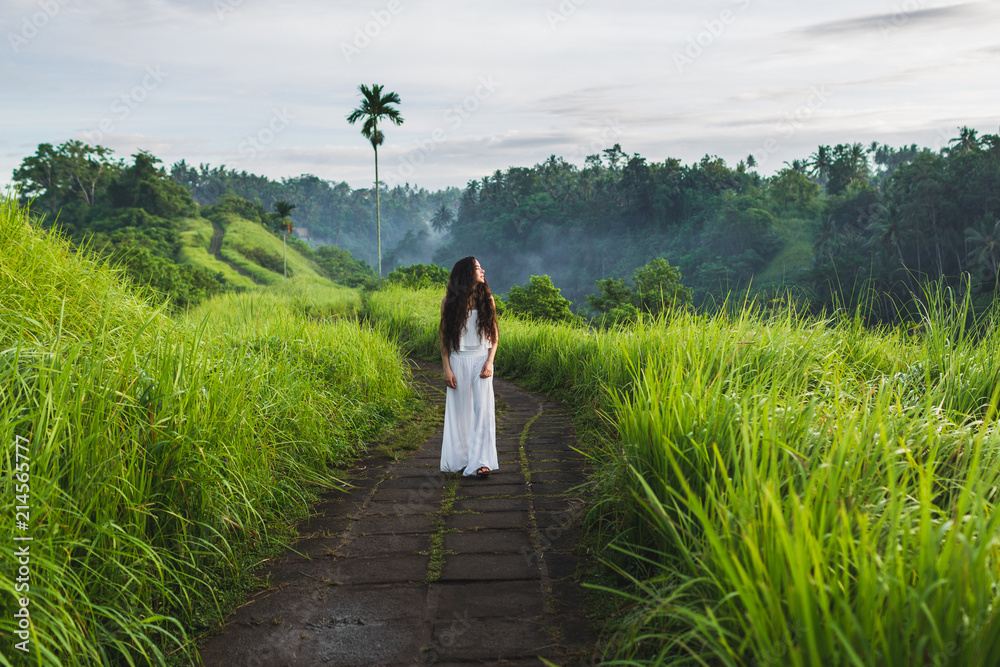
586 257 692 324
238 244 288 276
206 194 267 224
315 244 377 287
385 263 450 289
504 275 579 324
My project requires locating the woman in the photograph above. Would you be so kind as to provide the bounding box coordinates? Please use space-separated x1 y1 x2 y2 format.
439 256 499 477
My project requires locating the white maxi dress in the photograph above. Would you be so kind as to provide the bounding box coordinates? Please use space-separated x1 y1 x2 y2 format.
440 309 498 475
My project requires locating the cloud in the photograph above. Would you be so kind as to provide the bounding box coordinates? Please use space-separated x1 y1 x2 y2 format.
794 2 982 37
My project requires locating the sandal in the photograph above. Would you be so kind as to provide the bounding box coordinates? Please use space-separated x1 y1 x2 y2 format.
475 466 491 477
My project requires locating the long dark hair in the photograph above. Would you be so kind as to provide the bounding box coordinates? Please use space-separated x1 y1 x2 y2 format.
440 256 498 354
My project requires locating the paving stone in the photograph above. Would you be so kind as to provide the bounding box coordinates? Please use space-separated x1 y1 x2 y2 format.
456 472 525 486
317 583 429 620
451 497 531 513
352 514 436 535
377 475 450 490
529 482 582 496
456 483 531 498
429 617 552 662
302 619 426 667
433 580 546 618
443 530 533 554
295 515 352 538
331 554 429 584
528 448 586 461
530 459 587 472
447 510 530 531
288 536 342 559
263 556 336 587
336 533 428 557
534 495 587 511
440 553 541 581
367 494 441 514
392 463 440 477
532 470 588 484
543 552 579 579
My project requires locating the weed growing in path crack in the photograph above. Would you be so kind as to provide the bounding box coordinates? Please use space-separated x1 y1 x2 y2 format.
518 411 542 484
425 476 461 582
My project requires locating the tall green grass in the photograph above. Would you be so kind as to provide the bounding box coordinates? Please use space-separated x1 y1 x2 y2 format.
0 199 410 665
368 284 1000 666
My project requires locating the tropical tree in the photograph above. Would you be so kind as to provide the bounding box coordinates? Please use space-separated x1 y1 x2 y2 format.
13 140 120 222
808 145 832 186
965 217 1000 282
505 275 578 324
274 200 295 279
949 126 981 155
431 202 454 233
346 83 404 282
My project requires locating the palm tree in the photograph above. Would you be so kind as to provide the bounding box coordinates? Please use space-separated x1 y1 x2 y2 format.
848 143 869 178
346 83 404 282
431 202 454 233
965 218 1000 280
807 145 831 185
274 200 295 279
949 126 981 155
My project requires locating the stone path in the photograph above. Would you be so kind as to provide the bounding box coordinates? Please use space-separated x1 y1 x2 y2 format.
198 359 596 666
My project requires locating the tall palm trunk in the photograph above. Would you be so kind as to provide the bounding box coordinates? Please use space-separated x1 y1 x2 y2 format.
374 143 381 283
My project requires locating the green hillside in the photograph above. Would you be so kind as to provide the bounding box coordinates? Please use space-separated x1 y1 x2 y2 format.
213 211 324 285
176 216 257 289
755 215 819 289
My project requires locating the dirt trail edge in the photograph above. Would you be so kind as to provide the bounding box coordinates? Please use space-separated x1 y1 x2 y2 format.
209 219 262 283
198 358 597 666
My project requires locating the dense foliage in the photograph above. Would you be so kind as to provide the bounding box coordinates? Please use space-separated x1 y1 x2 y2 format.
809 130 1000 320
430 131 1000 323
13 143 225 309
505 275 579 324
13 126 1000 323
433 145 787 307
384 262 450 289
586 257 693 325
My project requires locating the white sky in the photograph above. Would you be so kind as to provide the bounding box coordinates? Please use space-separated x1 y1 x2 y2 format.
2 0 998 192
